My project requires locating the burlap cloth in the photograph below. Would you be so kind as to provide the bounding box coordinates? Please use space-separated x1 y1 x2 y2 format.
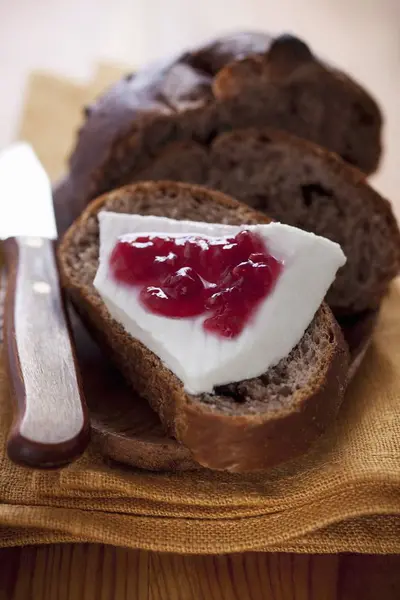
0 66 399 554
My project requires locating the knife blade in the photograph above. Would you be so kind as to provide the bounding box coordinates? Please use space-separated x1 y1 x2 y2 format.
0 142 89 468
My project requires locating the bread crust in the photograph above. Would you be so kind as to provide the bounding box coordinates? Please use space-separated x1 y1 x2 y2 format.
180 307 346 472
68 306 199 471
60 31 382 223
57 124 400 315
206 128 400 312
59 181 349 472
74 303 376 472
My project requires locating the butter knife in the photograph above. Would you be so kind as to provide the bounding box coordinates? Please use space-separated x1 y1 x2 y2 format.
0 142 89 468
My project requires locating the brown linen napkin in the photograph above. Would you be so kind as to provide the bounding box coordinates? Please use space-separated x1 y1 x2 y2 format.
17 64 127 180
0 68 399 554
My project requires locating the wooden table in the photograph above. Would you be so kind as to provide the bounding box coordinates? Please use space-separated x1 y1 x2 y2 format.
0 546 399 599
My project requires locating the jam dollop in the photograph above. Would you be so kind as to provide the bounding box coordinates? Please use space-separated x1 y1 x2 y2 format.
109 230 282 338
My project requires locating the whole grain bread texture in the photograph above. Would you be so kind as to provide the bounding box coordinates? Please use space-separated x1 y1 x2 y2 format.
99 128 400 314
69 307 199 471
58 125 400 315
76 300 375 473
57 31 382 226
59 181 349 473
72 272 374 473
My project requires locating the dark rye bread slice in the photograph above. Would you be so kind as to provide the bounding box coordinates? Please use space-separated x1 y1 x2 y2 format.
65 223 374 473
68 307 198 471
74 288 375 473
69 304 377 472
123 128 400 314
56 31 382 229
59 181 349 473
89 311 375 473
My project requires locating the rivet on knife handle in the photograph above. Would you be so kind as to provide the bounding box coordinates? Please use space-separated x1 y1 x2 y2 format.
3 236 89 468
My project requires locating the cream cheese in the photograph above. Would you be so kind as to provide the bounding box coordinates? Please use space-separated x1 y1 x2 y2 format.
94 212 346 394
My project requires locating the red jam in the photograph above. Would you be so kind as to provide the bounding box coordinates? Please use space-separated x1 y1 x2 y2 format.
109 230 282 338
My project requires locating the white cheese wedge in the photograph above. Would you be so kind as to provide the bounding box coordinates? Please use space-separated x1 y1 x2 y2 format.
94 212 346 395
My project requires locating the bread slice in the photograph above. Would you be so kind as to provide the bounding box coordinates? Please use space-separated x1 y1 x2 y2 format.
103 128 400 314
59 181 349 472
60 31 382 222
71 302 375 473
69 307 198 471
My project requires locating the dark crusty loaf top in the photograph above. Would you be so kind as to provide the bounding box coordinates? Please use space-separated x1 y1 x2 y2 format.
59 181 349 472
59 31 382 223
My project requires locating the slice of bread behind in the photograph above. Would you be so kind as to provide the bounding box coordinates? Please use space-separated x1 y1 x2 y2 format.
126 129 400 315
59 181 349 473
64 31 382 217
207 129 400 313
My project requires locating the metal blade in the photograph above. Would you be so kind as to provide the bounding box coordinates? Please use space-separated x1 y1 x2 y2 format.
0 142 57 240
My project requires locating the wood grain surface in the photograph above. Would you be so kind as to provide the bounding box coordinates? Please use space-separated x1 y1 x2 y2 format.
0 545 399 599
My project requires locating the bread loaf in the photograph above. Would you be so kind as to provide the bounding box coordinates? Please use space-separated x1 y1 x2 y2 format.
58 31 382 225
59 125 400 315
59 181 349 472
55 31 397 314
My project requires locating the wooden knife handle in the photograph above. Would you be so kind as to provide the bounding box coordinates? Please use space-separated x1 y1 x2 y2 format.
3 236 89 468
